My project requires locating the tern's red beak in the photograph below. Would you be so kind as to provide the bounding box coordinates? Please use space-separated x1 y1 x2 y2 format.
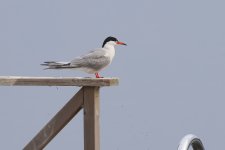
116 41 127 46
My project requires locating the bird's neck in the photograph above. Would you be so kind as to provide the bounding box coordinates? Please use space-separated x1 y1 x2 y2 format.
103 44 115 50
103 44 115 60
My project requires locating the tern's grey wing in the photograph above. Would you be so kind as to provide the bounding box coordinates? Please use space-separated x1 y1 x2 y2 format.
70 49 111 71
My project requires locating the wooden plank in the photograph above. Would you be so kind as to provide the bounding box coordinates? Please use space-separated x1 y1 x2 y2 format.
23 87 84 150
0 76 119 86
83 87 100 150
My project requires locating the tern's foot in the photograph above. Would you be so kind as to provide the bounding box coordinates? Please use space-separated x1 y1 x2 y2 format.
95 73 103 78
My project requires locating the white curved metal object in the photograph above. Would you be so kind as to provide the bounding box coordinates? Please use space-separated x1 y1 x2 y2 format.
178 134 205 150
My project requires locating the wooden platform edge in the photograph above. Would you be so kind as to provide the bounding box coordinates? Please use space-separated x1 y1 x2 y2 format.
0 76 119 87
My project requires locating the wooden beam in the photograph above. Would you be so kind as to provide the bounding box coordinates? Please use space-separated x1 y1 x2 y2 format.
23 87 84 150
0 76 119 87
83 87 100 150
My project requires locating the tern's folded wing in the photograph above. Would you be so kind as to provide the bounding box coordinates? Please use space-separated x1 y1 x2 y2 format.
70 49 110 70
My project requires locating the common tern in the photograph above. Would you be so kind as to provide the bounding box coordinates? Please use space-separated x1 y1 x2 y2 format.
41 36 127 78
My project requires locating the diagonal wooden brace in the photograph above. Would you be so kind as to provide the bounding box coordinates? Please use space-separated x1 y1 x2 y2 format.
23 86 101 150
23 87 84 150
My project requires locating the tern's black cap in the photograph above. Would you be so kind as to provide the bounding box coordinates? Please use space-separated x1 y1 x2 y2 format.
102 36 118 48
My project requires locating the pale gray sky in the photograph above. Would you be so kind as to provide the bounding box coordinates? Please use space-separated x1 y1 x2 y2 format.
0 0 225 149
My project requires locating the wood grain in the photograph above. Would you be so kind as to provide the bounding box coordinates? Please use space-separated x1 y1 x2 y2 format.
0 76 119 86
83 87 100 150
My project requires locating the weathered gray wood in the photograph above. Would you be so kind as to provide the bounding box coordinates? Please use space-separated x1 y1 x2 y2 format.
23 87 84 150
83 87 100 150
0 76 119 86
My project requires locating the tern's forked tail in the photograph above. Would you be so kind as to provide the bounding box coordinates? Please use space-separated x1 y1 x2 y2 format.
41 61 73 69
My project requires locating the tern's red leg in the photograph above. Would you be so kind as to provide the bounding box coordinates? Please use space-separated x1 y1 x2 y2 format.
95 73 103 78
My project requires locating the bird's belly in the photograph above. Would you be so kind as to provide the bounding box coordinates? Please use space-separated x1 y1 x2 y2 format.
80 68 97 74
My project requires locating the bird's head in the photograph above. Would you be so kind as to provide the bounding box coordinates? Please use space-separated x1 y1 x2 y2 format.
102 36 127 48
